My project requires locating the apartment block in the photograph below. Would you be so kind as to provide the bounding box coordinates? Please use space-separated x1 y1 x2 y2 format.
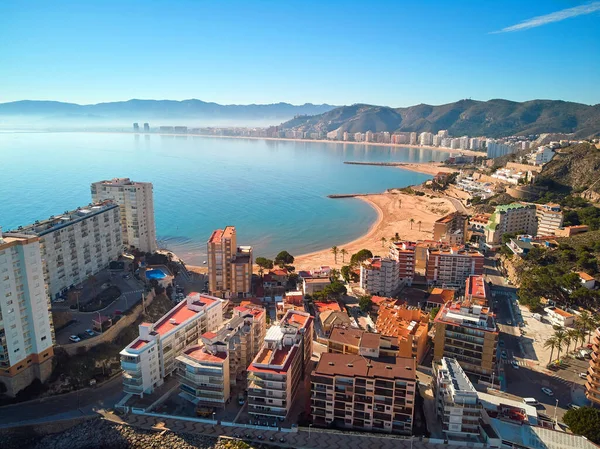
176 305 266 408
586 328 600 406
120 292 223 397
207 226 253 299
433 212 469 245
0 232 55 396
375 304 429 363
327 327 400 358
9 201 122 299
359 257 399 297
91 178 157 253
247 310 313 422
484 203 537 246
389 241 416 285
433 277 498 382
535 203 563 236
425 246 484 288
311 353 416 434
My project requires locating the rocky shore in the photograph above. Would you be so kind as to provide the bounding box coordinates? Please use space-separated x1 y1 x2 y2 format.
6 418 260 449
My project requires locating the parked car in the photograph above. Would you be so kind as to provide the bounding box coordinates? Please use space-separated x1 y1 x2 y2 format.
507 320 513 325
85 329 95 337
568 403 581 410
501 350 508 359
541 387 554 396
53 297 66 303
579 372 588 379
511 360 519 369
69 335 81 343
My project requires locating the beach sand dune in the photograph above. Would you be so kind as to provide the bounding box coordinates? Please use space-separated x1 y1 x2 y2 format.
294 191 456 271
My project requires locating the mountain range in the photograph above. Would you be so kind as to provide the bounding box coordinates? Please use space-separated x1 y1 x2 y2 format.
279 99 600 138
0 99 337 126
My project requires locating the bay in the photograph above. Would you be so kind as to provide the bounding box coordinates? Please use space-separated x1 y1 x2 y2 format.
0 132 449 264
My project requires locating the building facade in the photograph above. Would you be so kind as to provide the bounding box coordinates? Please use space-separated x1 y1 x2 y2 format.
535 203 563 236
9 201 122 299
425 246 484 288
327 327 399 358
484 203 537 246
176 305 266 408
359 257 399 297
586 328 600 406
0 232 55 396
375 304 429 363
433 276 498 382
207 226 253 299
120 292 224 397
91 178 157 253
433 213 469 245
247 310 313 422
389 241 416 285
311 352 416 434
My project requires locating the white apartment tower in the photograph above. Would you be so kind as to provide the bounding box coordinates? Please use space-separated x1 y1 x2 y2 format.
359 257 400 297
0 231 55 396
9 202 122 299
91 178 157 253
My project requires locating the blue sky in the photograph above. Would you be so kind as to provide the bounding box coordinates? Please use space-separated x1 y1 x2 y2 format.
1 0 599 106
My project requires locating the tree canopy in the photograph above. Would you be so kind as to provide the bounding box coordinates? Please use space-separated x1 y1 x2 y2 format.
359 295 372 312
275 251 294 267
255 257 274 270
563 407 600 444
350 249 373 265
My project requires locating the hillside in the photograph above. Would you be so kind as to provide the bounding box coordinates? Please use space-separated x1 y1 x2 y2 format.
535 143 600 201
280 99 600 138
0 99 336 126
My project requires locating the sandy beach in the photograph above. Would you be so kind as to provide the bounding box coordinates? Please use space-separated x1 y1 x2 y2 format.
293 190 456 272
393 162 457 176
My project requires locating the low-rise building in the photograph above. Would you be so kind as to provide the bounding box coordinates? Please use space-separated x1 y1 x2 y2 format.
433 276 497 382
578 272 596 289
311 352 416 434
327 327 398 358
247 310 313 422
376 304 429 363
359 257 399 297
544 307 575 328
425 288 455 310
555 225 589 237
302 277 331 296
506 238 533 258
120 292 224 397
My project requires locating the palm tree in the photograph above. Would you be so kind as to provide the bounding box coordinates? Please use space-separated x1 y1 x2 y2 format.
566 328 579 354
554 329 567 360
544 336 558 365
563 333 572 356
394 232 400 241
409 218 415 230
381 237 387 247
417 220 422 232
340 249 348 263
577 311 595 344
331 246 338 264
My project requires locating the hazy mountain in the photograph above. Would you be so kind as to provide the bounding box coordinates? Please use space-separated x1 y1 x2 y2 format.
0 99 337 128
280 99 600 138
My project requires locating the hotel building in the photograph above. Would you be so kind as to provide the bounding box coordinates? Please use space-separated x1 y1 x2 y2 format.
0 232 55 396
359 257 399 297
484 203 537 246
433 212 469 245
176 305 266 408
433 276 498 382
535 203 563 236
311 352 416 434
247 310 313 421
9 201 122 299
376 304 429 363
425 246 484 288
91 178 157 253
207 226 253 299
389 241 416 285
120 292 223 397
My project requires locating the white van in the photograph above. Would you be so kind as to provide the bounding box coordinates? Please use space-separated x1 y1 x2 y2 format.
523 397 538 406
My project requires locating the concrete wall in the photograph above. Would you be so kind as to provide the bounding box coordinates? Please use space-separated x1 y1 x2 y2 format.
506 162 542 173
58 290 156 356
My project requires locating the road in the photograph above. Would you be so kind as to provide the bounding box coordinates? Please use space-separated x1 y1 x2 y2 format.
0 374 124 428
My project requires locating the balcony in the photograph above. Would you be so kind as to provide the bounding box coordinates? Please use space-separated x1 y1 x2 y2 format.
123 383 143 394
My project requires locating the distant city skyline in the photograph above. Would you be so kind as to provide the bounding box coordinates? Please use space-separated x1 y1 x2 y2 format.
1 0 599 106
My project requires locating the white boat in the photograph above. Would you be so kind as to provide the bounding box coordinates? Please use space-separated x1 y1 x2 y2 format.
203 260 207 264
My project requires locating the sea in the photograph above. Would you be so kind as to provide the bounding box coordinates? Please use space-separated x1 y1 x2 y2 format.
0 132 450 264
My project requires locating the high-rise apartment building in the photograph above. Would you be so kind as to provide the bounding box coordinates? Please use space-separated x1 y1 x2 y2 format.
433 276 498 381
91 178 157 253
433 212 469 245
375 304 429 363
9 201 122 299
486 140 517 159
247 310 313 422
0 232 55 396
120 292 223 397
359 257 399 297
409 132 417 145
425 246 484 288
586 328 600 406
133 123 139 131
535 203 563 236
484 203 537 245
207 226 253 299
143 123 150 132
389 241 416 285
419 132 433 146
176 305 266 408
437 130 449 139
311 352 416 434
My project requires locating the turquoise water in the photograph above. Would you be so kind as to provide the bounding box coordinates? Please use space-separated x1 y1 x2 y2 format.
0 132 448 264
146 269 168 280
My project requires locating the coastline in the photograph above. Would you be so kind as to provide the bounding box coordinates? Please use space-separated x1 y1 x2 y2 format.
80 130 482 156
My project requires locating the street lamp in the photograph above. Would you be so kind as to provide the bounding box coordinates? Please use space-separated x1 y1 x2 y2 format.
554 398 559 426
308 424 312 439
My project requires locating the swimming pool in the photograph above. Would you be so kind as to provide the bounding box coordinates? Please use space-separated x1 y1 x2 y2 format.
146 269 168 280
